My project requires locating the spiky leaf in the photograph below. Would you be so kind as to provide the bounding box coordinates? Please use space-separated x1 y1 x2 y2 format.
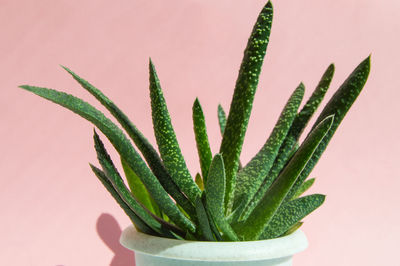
93 131 188 238
205 154 239 241
239 64 335 218
217 104 227 136
89 164 160 237
19 85 195 233
260 194 325 239
217 104 243 171
292 178 315 199
62 66 195 217
91 138 178 238
233 115 333 240
219 1 273 213
286 56 370 200
149 60 201 203
232 83 304 221
193 98 213 182
266 64 334 184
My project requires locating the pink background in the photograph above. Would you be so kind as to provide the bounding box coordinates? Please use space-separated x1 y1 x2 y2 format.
1 0 399 265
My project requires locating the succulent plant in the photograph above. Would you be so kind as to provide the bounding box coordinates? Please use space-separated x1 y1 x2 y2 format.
20 1 370 241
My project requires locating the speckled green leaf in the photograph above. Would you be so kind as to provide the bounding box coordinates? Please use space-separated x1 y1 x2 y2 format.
260 194 325 239
266 65 334 184
61 66 195 217
205 154 239 241
91 145 178 238
286 56 370 201
204 203 223 241
217 104 227 136
19 85 196 233
292 178 315 199
232 83 304 221
219 1 273 214
195 194 214 241
149 60 201 203
238 65 335 219
217 104 243 171
93 131 189 238
121 157 161 217
193 98 213 182
232 116 333 241
89 164 161 237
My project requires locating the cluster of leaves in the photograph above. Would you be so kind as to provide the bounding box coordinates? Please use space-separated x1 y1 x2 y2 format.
20 1 370 241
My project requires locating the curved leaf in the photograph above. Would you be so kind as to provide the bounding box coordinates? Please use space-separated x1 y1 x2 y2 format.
219 1 273 214
232 115 333 240
61 66 195 217
240 64 335 218
149 60 201 203
232 83 304 221
93 131 187 238
286 56 370 200
19 85 196 233
89 164 161 237
260 194 325 239
292 178 315 199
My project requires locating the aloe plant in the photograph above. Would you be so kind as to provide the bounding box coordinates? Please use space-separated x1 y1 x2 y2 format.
20 1 370 241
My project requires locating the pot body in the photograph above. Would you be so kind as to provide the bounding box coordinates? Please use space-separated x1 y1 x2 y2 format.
120 226 308 266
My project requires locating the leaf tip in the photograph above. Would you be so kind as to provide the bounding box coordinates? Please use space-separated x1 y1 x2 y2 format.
266 0 273 9
193 97 200 107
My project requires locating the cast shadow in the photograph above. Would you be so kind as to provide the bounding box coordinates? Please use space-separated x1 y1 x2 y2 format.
96 213 135 266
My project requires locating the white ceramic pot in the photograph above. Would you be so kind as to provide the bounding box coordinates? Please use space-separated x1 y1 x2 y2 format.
120 225 308 266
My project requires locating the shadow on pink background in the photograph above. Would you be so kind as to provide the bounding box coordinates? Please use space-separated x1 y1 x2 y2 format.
97 214 134 266
1 0 399 265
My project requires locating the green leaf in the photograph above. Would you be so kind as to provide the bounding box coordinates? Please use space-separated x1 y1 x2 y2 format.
195 193 215 241
205 154 239 241
291 64 335 139
232 83 304 221
281 222 303 237
260 194 325 239
266 64 335 182
217 104 243 171
292 178 315 199
91 142 178 238
93 131 187 238
19 85 196 233
286 56 371 200
193 98 213 182
121 157 161 217
195 173 204 191
61 66 195 218
89 164 161 237
217 104 227 136
149 60 201 203
204 203 223 241
239 64 335 219
219 1 273 214
232 115 333 241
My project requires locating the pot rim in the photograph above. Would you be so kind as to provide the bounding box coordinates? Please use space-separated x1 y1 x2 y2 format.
120 225 308 262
